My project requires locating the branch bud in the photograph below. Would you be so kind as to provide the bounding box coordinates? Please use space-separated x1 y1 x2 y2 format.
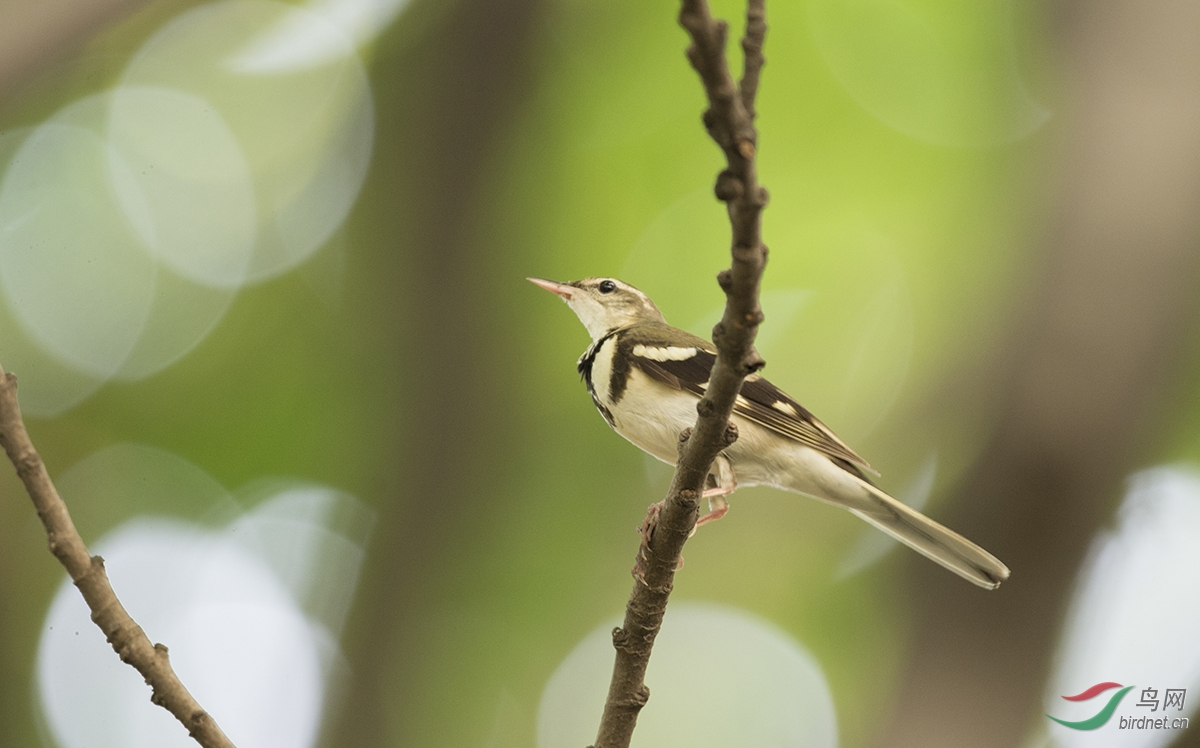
677 427 694 452
714 171 743 201
717 269 733 292
743 350 766 373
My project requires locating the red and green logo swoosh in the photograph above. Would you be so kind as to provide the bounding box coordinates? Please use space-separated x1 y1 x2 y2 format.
1048 682 1134 730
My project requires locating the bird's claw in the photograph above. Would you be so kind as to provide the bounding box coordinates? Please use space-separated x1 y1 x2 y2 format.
631 502 683 585
638 501 663 544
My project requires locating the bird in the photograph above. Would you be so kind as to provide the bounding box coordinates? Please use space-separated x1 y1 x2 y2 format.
528 275 1010 589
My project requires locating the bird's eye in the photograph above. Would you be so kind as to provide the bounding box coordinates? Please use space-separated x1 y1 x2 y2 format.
598 280 616 294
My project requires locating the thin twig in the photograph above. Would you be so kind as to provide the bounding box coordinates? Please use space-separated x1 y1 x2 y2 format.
590 2 769 746
740 0 766 118
0 365 236 748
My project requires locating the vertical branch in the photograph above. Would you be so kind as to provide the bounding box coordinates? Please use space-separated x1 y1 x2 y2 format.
739 0 766 118
590 2 769 747
0 366 236 748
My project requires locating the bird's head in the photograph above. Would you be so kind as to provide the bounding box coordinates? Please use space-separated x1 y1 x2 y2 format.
528 276 666 340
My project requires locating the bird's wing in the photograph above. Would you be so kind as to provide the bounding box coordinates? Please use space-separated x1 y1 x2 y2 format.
620 324 875 474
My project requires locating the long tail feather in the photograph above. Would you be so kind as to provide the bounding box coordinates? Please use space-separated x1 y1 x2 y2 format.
850 483 1010 589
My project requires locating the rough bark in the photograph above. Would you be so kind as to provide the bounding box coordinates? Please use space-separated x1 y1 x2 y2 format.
590 2 768 747
0 366 236 748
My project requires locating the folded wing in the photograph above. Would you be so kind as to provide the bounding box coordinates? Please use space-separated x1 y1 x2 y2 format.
620 324 874 474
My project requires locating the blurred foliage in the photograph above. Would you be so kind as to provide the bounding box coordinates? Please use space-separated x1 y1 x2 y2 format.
12 0 1197 747
477 2 1051 741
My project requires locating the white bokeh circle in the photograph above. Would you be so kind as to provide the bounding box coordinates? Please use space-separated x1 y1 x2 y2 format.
118 0 375 283
1041 466 1200 748
235 0 413 72
0 0 378 411
0 128 110 416
36 445 375 748
57 90 244 380
0 84 250 405
538 602 838 748
106 85 258 289
37 520 326 748
0 121 157 378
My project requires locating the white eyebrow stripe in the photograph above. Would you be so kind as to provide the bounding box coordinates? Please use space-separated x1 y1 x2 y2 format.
632 344 698 361
623 283 651 304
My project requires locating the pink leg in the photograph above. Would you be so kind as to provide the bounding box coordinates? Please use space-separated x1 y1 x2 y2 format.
692 494 729 535
701 484 732 499
691 456 736 534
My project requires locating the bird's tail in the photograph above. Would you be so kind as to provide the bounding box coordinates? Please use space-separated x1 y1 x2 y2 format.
850 482 1010 589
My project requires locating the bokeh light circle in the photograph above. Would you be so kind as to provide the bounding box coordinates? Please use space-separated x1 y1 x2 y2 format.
538 602 837 748
1043 466 1200 748
118 0 375 283
0 91 245 394
0 0 378 412
36 444 376 748
0 128 109 415
107 85 258 288
37 520 325 748
0 122 157 378
65 89 244 380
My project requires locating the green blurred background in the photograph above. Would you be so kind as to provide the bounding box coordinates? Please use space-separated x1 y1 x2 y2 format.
2 0 1200 746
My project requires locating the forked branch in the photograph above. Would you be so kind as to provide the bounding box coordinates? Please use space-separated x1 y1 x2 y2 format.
590 2 769 746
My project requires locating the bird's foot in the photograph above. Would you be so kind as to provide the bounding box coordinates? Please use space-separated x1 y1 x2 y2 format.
632 501 683 585
637 500 662 543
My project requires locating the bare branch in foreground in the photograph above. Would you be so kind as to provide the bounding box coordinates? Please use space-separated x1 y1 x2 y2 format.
590 2 769 746
0 365 236 748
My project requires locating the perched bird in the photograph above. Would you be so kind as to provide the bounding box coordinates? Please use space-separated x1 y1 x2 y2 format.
529 276 1010 589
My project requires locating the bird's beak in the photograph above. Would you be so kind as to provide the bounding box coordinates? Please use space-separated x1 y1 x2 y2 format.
527 277 575 300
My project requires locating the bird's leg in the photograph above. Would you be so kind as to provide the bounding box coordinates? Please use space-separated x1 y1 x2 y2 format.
696 494 729 528
633 455 738 580
693 456 736 533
